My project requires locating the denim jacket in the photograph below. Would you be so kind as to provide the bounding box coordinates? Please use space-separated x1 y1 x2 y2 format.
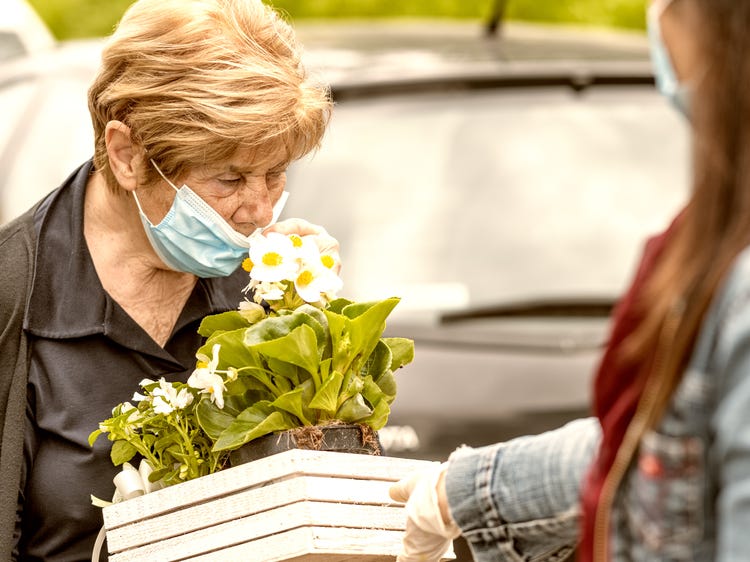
444 246 750 561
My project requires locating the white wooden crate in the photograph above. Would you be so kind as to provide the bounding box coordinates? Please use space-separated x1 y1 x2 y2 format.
103 449 456 561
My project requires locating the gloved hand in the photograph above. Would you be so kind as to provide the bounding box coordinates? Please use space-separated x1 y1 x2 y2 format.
389 463 460 562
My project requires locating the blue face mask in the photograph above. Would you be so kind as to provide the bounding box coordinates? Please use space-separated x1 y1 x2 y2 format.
133 160 289 278
647 0 691 118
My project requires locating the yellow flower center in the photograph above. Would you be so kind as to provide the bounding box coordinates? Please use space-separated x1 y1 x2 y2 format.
289 234 303 248
241 257 254 272
320 255 335 269
196 361 208 369
262 252 283 266
297 270 314 287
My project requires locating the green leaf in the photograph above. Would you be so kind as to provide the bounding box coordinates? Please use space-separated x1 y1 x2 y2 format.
336 393 372 422
110 440 137 466
374 369 398 401
339 372 364 403
198 310 252 338
325 298 401 376
271 386 313 426
88 428 103 447
362 339 392 380
362 398 391 431
254 324 320 376
323 310 351 373
153 433 179 452
149 467 171 482
266 357 303 386
195 398 237 440
200 328 265 376
223 377 274 415
244 312 323 348
212 402 296 452
294 304 329 333
308 370 344 415
361 375 386 407
327 298 353 314
294 304 332 358
383 337 415 370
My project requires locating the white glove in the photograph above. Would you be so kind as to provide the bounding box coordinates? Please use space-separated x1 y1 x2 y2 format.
389 463 460 562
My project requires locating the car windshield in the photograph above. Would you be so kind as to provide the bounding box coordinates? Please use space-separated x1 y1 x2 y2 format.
285 84 689 317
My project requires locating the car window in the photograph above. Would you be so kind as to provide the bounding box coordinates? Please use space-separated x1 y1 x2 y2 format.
0 77 93 222
0 31 26 62
285 85 690 315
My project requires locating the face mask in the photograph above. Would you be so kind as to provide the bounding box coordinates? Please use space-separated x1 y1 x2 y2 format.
647 0 691 118
133 160 289 278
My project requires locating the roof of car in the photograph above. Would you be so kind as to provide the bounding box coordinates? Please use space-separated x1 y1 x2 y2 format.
294 20 654 96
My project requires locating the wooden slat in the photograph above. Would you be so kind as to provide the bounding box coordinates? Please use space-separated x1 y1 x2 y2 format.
107 476 398 552
104 450 437 529
181 526 455 562
108 501 408 562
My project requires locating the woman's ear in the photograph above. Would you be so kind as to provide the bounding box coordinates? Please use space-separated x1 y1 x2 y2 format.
105 121 141 192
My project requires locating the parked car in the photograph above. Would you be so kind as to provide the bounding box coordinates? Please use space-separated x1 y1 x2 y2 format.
0 0 55 63
286 22 690 459
2 7 689 467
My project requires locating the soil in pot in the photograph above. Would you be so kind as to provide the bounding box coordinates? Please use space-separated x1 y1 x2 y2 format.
229 422 382 466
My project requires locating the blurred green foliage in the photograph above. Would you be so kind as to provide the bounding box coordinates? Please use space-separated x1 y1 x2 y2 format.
28 0 647 41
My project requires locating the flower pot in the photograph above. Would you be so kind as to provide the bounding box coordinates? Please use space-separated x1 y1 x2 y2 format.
229 423 382 466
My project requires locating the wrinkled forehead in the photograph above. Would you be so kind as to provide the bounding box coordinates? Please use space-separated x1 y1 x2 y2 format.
203 142 292 175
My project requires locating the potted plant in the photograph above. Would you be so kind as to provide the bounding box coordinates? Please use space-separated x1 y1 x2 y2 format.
89 231 414 488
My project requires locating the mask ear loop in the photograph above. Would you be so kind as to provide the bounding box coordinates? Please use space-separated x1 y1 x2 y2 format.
130 159 182 223
649 0 674 19
149 159 181 192
648 0 709 104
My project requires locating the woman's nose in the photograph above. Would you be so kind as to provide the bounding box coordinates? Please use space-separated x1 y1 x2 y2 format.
233 177 274 227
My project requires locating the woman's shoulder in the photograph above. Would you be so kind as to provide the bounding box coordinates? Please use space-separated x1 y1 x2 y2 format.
0 208 37 314
711 246 750 321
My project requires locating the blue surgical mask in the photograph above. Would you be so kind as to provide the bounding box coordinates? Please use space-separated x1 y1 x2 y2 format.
133 160 289 278
647 0 691 118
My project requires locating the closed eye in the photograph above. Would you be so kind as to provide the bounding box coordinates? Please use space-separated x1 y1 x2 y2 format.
219 177 243 186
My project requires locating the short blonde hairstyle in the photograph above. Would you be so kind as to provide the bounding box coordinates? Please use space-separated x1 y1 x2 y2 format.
89 0 331 191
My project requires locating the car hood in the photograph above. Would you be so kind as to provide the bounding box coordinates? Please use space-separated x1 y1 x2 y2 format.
384 314 610 354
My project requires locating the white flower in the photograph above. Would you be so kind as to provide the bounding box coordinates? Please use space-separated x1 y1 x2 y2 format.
188 344 227 409
172 388 194 410
251 280 287 303
148 378 194 415
248 232 299 283
152 396 174 415
292 244 343 303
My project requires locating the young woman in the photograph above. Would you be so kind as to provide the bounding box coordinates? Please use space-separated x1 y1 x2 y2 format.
392 0 750 559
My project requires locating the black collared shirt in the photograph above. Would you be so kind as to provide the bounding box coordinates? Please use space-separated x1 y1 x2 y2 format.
17 161 247 561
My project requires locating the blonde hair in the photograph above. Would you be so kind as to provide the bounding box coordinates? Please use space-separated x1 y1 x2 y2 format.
88 0 331 191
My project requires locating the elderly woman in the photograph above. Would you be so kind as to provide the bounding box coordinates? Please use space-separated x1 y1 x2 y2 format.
0 0 334 559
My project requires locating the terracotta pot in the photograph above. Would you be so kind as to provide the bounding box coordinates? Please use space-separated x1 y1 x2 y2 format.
229 423 382 466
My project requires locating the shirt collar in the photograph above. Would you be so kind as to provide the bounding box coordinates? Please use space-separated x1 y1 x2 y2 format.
24 160 247 343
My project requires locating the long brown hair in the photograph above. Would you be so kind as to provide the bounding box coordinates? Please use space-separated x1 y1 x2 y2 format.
623 0 750 423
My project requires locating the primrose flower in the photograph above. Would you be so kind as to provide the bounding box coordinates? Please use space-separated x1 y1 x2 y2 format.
294 261 343 303
188 344 227 409
248 232 298 283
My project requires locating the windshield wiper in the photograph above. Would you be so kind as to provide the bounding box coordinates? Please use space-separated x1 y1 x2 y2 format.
440 297 616 324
